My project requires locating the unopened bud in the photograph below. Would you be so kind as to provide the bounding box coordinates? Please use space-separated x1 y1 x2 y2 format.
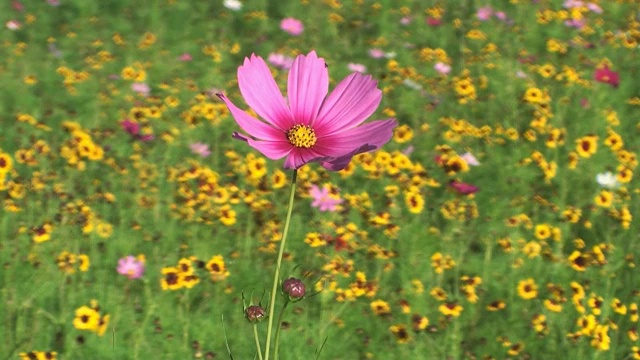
245 305 266 323
282 277 306 301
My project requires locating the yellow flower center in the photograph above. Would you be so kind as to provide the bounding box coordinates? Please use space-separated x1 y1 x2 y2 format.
286 124 317 148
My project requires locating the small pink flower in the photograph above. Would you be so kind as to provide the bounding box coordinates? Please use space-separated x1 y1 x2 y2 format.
565 18 585 29
309 184 343 212
580 98 590 108
47 0 60 6
400 16 412 25
190 142 211 157
368 48 386 59
131 82 150 96
594 66 619 88
476 6 493 21
434 62 451 75
268 53 294 70
6 20 21 30
12 1 24 11
217 51 397 171
117 256 145 279
587 3 602 13
494 11 507 21
461 152 480 166
280 17 304 36
347 63 367 73
449 180 479 195
121 119 154 142
426 17 441 27
179 52 192 62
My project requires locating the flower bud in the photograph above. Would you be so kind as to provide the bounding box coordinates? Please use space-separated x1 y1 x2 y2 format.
245 305 266 323
282 277 306 301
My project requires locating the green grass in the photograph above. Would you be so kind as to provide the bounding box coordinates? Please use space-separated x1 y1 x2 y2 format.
1 0 640 359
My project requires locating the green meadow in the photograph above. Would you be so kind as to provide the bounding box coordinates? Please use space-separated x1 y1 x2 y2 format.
1 0 639 359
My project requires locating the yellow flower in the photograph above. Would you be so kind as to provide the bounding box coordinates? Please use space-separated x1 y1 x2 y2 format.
393 124 413 143
0 152 13 174
575 135 598 158
73 306 100 331
206 255 230 282
438 302 463 317
370 300 391 316
389 324 411 343
517 278 538 300
160 267 183 290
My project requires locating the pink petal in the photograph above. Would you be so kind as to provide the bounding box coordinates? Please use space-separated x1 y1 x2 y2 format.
283 147 326 169
237 54 294 130
245 139 292 160
217 93 284 141
314 119 397 157
314 73 382 135
287 51 329 126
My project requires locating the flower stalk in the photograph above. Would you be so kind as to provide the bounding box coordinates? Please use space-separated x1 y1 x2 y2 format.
264 169 297 360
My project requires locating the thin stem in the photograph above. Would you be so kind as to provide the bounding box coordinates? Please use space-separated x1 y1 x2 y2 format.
264 169 297 360
273 301 290 360
253 324 264 360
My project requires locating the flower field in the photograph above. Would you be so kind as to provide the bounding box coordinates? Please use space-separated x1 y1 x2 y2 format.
1 0 639 359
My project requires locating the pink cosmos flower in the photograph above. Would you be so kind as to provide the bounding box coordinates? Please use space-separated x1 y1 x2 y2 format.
131 82 150 96
179 52 193 62
494 11 507 21
280 18 304 36
6 20 21 30
268 52 294 70
347 63 367 73
477 6 493 21
449 180 479 195
368 48 386 59
400 16 412 25
434 62 451 75
309 184 343 212
594 66 619 88
121 119 154 142
117 256 145 279
190 142 211 157
217 51 397 171
461 152 480 166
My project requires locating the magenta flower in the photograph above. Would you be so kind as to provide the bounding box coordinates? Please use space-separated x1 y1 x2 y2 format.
309 184 343 212
121 119 154 142
117 256 145 279
449 180 479 195
280 17 304 36
217 51 397 171
179 52 193 62
476 6 493 21
594 66 619 88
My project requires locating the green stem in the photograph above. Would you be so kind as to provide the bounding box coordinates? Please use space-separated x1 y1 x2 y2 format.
273 301 290 360
253 324 264 360
264 169 297 360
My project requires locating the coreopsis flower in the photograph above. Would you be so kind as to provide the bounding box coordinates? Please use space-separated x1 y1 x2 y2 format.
217 51 396 170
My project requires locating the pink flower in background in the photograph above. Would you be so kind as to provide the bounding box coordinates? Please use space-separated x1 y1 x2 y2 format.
131 82 150 96
217 51 397 171
461 152 480 166
449 180 479 195
268 53 294 70
309 185 343 212
12 1 24 11
347 63 367 73
121 119 154 142
280 18 304 36
434 62 451 75
587 3 602 13
117 256 145 279
477 6 493 21
594 66 619 88
190 142 211 157
179 53 192 62
426 17 441 27
565 18 586 28
494 11 507 21
368 48 386 59
400 16 412 25
47 0 60 6
6 20 21 30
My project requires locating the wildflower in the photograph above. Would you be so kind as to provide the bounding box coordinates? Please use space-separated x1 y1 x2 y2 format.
412 314 429 331
371 299 391 315
594 66 619 88
217 51 396 170
309 184 343 212
223 0 242 11
189 142 211 158
389 324 411 343
439 302 463 317
6 20 21 30
117 256 145 279
206 255 230 282
460 152 480 166
178 52 192 61
73 306 100 331
575 135 598 158
434 62 451 75
267 52 294 70
280 18 304 36
347 63 367 73
121 119 154 142
476 6 493 21
449 180 479 195
131 82 150 96
596 171 620 189
517 278 538 300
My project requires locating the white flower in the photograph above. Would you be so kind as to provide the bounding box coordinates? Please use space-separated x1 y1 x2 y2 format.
223 0 242 11
596 171 620 189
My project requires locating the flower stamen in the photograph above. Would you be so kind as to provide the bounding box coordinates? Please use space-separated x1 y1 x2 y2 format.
286 124 317 148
